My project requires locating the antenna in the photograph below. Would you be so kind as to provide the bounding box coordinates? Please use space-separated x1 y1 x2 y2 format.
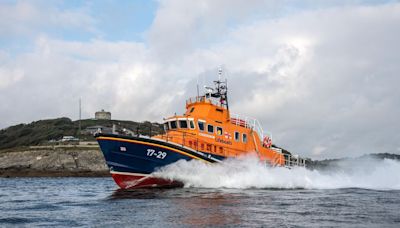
218 66 222 81
196 76 200 98
202 75 206 95
78 98 81 134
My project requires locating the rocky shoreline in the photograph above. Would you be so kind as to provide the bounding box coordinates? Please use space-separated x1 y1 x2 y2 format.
0 145 109 177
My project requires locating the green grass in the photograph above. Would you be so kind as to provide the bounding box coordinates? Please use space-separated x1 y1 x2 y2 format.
0 117 164 150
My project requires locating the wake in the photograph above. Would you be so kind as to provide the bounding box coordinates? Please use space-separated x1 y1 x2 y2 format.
153 156 400 189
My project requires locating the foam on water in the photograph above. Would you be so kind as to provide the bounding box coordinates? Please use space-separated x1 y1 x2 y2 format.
154 155 400 189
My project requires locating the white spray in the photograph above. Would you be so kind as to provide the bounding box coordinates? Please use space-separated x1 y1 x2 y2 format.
153 155 400 190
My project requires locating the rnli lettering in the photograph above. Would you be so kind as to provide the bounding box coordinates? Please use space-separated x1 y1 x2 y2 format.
199 132 215 139
146 149 167 159
215 138 232 145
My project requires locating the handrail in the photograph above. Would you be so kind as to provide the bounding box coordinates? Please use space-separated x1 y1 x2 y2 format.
283 153 306 168
230 113 272 143
186 96 222 107
160 128 280 162
158 130 251 158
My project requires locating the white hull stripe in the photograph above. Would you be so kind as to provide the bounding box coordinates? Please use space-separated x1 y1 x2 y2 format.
110 171 151 177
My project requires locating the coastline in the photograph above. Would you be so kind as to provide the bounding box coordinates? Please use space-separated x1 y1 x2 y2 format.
2 143 399 178
0 144 110 178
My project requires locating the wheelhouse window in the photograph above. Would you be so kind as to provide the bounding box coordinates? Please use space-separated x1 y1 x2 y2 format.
242 133 248 143
198 121 205 131
189 120 195 129
207 124 214 134
170 120 177 129
234 132 240 141
179 120 188 129
216 127 223 136
163 123 169 131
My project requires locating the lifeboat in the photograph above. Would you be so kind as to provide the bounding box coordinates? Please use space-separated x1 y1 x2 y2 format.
96 75 305 189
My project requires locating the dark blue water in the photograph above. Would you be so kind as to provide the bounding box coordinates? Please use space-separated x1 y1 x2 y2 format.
1 177 399 227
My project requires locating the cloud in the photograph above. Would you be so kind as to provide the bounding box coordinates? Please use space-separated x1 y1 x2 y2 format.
147 0 281 61
0 0 96 37
0 36 155 123
1 1 399 159
0 67 24 89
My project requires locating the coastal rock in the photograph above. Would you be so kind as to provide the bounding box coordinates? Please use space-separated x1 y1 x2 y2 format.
0 146 109 177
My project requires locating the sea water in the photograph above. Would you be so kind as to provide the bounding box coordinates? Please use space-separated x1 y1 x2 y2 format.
1 157 400 227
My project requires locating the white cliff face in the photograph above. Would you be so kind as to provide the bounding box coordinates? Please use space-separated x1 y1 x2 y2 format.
0 147 108 177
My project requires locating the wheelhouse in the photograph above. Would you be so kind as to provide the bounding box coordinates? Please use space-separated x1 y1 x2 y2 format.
154 78 286 165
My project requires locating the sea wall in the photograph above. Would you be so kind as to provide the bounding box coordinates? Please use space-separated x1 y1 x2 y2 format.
0 145 109 177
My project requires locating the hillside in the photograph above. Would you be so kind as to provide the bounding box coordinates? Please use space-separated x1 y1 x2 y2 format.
305 153 400 170
0 118 164 150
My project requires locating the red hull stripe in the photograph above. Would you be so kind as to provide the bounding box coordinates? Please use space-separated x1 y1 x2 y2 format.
110 171 182 189
97 136 209 162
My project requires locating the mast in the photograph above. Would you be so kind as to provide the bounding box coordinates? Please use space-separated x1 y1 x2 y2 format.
225 78 229 110
205 68 229 110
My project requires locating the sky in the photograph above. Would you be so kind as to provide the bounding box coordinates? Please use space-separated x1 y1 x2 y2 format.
1 0 399 159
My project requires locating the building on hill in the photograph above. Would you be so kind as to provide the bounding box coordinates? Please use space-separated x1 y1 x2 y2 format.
83 125 112 135
95 109 111 120
61 136 79 142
